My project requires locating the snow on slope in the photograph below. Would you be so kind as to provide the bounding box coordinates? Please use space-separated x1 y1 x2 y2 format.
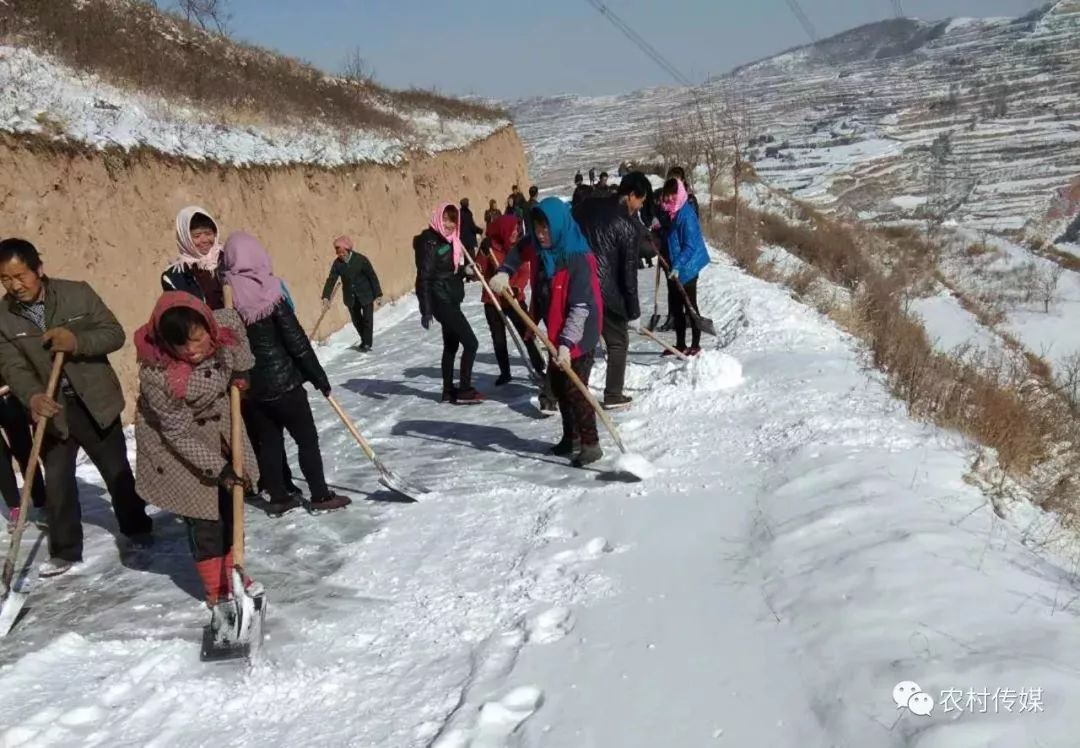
0 45 506 167
2 246 1079 746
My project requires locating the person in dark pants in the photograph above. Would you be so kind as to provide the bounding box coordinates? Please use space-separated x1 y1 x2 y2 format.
163 205 301 499
0 239 152 577
321 235 383 352
414 203 483 404
492 198 603 467
660 178 711 356
0 381 46 531
459 198 484 259
573 172 648 410
134 290 263 643
476 216 547 386
221 232 350 516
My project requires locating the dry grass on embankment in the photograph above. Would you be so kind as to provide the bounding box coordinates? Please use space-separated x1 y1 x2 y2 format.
0 0 506 135
706 197 1080 520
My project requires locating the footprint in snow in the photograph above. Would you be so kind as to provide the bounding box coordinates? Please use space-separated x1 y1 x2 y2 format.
471 687 545 747
527 607 575 644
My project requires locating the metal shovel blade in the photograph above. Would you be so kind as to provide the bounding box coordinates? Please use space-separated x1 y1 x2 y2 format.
0 589 28 638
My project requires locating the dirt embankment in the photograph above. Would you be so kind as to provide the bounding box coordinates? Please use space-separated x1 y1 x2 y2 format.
0 127 530 420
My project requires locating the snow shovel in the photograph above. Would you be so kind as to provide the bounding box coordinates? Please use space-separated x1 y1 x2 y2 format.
462 247 545 386
501 291 653 481
202 287 265 662
637 328 690 360
646 262 663 331
325 395 430 501
310 282 339 345
657 256 717 338
0 352 64 638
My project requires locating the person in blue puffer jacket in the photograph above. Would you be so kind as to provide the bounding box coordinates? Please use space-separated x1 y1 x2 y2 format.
660 177 710 356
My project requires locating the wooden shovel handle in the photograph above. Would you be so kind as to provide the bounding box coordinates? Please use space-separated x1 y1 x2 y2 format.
500 291 627 454
325 394 377 463
2 352 65 590
310 281 339 340
223 285 247 569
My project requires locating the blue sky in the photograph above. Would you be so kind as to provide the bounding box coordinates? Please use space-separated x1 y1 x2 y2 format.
224 0 1040 100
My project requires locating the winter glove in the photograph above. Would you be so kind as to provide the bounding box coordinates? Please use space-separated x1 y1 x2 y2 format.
316 379 332 398
553 345 572 370
421 314 433 330
321 298 331 312
628 317 641 333
42 327 78 354
217 464 250 492
489 272 511 296
668 268 680 281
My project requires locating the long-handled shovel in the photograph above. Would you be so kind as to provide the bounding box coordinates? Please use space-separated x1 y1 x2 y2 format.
646 262 663 331
657 256 717 337
325 395 430 501
637 327 690 360
462 248 545 386
310 281 339 344
500 291 653 481
0 353 64 637
202 287 265 662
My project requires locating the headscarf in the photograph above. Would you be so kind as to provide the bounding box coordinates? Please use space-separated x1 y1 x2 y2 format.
171 205 223 273
134 291 236 400
333 234 355 252
534 197 591 279
486 215 520 255
662 180 689 219
221 232 286 325
430 202 465 270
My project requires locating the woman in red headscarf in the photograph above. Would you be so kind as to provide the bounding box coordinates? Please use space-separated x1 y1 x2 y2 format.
477 215 547 386
413 203 482 404
133 291 260 642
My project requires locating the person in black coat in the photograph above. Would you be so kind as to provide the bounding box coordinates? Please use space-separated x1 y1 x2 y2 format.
221 232 350 517
572 171 650 410
459 198 483 257
414 203 482 404
571 173 593 210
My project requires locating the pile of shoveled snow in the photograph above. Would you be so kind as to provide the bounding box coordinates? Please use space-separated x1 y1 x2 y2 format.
0 45 506 167
670 350 744 392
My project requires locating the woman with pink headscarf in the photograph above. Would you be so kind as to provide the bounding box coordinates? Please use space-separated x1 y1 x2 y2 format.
221 232 351 517
413 203 482 404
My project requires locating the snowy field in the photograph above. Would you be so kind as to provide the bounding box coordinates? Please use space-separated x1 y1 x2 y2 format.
1 247 1079 746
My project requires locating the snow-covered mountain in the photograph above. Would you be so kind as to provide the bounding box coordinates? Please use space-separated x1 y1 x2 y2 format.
512 1 1080 242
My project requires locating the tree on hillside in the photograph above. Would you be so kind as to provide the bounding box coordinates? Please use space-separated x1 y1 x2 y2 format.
159 0 231 33
342 48 375 85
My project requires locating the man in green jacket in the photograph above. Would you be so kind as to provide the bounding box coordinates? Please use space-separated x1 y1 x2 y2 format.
322 235 383 352
0 238 152 577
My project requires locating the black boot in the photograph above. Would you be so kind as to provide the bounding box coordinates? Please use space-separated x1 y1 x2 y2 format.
550 435 581 456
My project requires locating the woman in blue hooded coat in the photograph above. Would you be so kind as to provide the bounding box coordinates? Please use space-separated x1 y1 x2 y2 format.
660 177 710 356
491 198 604 467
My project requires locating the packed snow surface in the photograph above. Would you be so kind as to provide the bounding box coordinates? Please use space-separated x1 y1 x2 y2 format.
1 247 1079 746
0 45 506 167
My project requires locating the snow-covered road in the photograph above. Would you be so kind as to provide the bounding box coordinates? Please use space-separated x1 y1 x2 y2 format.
2 250 1079 747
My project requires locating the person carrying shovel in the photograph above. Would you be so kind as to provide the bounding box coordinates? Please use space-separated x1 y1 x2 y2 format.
490 198 604 467
659 177 710 357
133 291 262 653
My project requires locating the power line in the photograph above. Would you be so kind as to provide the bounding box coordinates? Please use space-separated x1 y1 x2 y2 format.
583 0 695 88
784 0 820 44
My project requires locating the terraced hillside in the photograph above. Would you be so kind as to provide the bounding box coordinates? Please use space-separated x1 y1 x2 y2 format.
513 1 1080 242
